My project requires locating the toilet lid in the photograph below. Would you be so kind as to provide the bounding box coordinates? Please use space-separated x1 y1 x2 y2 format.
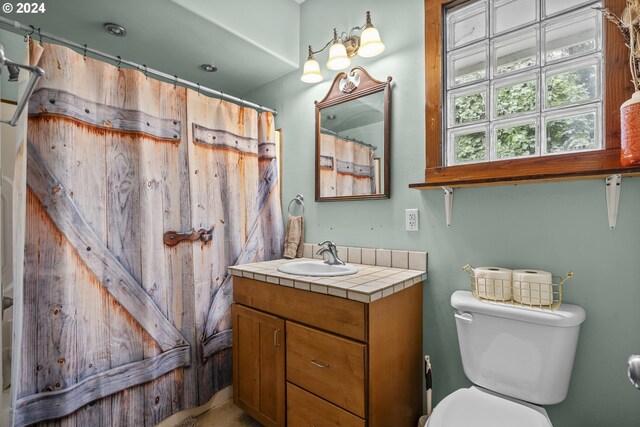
427 387 552 427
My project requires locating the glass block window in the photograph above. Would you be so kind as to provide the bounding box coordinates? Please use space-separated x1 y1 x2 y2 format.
444 0 603 166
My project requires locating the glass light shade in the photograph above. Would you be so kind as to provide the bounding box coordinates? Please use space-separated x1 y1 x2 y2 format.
301 58 323 83
358 26 385 58
326 42 351 70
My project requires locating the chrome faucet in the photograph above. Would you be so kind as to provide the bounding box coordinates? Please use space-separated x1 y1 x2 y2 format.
316 240 345 265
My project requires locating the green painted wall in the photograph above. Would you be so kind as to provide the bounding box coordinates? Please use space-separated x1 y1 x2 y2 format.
247 0 640 425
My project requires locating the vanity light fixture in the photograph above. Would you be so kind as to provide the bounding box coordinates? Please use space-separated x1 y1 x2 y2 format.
301 11 385 83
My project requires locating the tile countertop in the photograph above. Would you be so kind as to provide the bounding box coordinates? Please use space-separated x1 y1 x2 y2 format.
229 258 427 303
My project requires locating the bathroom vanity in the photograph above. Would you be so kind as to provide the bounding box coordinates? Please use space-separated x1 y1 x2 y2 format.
229 258 426 427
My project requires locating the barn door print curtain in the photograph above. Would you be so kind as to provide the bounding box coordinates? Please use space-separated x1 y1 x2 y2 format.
319 131 375 197
12 40 283 427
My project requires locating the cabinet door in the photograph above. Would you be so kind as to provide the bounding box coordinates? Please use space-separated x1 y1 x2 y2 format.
232 304 285 427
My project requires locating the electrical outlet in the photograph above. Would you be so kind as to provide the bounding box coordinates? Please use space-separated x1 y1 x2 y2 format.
406 209 419 231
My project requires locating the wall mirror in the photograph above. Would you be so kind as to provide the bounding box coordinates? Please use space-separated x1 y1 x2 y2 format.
315 67 391 201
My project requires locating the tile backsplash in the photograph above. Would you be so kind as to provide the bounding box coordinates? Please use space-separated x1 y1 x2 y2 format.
302 243 428 271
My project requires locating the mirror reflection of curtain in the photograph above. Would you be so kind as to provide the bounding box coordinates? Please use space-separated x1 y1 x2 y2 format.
12 40 283 427
319 131 375 197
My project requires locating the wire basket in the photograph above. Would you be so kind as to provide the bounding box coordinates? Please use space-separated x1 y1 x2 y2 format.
462 264 573 310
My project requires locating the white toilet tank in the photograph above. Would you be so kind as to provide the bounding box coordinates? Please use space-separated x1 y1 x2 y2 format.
451 291 586 405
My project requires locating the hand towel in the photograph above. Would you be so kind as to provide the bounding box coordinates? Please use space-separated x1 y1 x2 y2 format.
283 215 304 259
296 216 305 258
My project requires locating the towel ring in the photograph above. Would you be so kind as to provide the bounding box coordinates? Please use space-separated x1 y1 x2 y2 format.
287 194 304 216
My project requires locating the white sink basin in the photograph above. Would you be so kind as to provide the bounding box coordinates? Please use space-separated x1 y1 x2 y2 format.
277 260 358 277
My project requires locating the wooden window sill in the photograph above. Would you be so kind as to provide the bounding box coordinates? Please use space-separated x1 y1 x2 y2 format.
409 148 640 189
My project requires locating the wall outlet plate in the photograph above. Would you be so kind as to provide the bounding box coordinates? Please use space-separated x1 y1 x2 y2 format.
406 209 419 231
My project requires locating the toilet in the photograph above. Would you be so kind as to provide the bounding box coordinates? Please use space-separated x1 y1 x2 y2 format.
427 290 586 427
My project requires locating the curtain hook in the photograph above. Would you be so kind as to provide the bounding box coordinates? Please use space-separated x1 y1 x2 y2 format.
197 83 201 96
116 56 122 71
37 27 43 45
24 25 35 42
219 91 224 104
173 75 178 88
143 64 148 78
83 44 87 61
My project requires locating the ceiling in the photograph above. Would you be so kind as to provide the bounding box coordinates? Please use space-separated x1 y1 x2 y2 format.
0 0 302 98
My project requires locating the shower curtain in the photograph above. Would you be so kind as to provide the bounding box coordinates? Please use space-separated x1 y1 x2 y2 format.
11 40 283 427
319 131 375 197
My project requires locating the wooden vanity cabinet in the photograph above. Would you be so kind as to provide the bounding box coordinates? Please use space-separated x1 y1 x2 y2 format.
232 304 286 427
232 276 423 427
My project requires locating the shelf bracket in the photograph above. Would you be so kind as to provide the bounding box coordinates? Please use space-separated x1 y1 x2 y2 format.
605 174 621 230
443 186 453 227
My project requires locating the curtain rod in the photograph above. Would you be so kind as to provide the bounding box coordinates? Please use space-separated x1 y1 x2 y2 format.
0 17 278 115
320 127 376 150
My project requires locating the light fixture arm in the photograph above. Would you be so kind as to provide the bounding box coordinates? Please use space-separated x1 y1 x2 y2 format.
309 36 335 57
348 11 374 38
345 25 363 40
346 15 370 40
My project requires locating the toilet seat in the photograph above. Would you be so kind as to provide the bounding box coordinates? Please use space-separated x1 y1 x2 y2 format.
426 386 552 427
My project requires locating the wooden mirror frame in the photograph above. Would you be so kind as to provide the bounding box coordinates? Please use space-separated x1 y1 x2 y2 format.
315 67 392 201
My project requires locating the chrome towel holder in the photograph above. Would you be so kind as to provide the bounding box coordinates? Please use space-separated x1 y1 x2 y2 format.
287 194 304 216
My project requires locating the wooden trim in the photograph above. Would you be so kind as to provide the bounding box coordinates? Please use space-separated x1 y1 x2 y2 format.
14 346 190 427
603 0 632 149
315 67 392 201
276 128 283 203
316 66 389 108
1 98 18 105
411 149 640 188
26 142 188 351
425 0 447 170
418 0 635 189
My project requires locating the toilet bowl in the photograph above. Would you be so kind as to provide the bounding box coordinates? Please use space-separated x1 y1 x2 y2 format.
425 386 551 427
427 291 586 427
